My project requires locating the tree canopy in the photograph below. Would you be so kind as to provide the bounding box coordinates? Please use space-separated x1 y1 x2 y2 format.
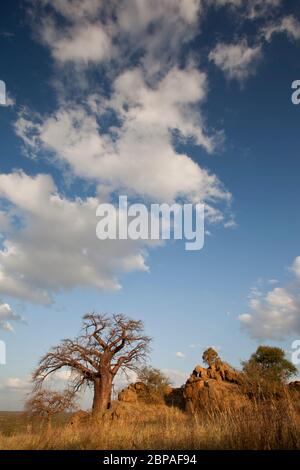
243 346 297 383
32 313 151 415
137 366 171 390
202 347 220 367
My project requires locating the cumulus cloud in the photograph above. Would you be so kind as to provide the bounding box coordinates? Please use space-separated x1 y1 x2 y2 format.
263 15 300 42
209 39 262 82
50 23 113 64
30 0 113 65
4 0 236 307
239 257 300 340
0 171 149 304
115 0 203 75
30 0 203 73
0 303 25 332
15 66 231 210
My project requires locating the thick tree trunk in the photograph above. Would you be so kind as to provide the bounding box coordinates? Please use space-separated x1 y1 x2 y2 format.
92 374 113 416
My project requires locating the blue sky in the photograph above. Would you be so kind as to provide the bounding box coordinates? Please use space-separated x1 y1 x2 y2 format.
1 0 300 410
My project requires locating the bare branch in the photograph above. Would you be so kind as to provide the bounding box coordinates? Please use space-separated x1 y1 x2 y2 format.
32 313 151 414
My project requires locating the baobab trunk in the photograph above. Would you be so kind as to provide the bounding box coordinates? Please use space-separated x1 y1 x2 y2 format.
92 375 113 416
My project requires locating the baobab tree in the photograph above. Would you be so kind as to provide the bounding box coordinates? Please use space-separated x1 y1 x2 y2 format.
32 313 151 415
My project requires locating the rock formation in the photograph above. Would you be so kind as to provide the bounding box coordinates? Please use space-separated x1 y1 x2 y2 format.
118 382 147 403
117 360 246 415
118 381 185 408
184 361 247 414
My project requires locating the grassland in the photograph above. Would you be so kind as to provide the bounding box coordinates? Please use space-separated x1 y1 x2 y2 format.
0 396 300 450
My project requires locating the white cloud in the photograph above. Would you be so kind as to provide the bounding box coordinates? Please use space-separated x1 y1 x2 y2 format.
15 67 231 212
115 0 203 75
0 303 25 332
175 351 186 358
4 0 236 308
263 16 300 42
31 0 113 66
0 171 149 304
31 0 203 73
269 279 279 285
224 218 237 229
117 0 202 30
51 24 113 64
209 39 262 82
0 377 30 390
239 257 300 340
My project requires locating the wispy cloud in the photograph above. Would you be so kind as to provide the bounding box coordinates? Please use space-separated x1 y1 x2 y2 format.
263 15 300 42
0 303 26 332
209 39 262 82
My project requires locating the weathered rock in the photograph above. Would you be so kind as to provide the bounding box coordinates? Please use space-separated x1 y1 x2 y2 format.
118 361 246 415
184 361 246 414
118 381 185 408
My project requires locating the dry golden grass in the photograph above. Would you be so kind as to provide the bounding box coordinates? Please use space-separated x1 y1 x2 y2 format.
0 396 300 450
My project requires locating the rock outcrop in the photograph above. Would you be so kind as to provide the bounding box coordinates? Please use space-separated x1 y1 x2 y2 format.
118 381 185 408
116 361 249 416
184 361 247 414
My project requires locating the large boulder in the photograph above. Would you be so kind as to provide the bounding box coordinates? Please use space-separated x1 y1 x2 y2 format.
184 361 247 414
